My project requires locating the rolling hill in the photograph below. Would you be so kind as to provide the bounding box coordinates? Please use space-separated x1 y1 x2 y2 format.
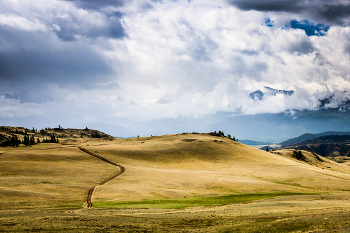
1 130 350 232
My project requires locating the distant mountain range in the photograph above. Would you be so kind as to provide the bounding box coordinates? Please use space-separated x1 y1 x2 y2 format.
279 131 350 157
287 135 350 146
279 131 350 147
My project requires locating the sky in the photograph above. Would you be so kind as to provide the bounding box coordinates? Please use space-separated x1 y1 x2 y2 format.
1 0 350 142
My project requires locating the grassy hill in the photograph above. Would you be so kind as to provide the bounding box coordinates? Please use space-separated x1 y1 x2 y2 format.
1 131 350 232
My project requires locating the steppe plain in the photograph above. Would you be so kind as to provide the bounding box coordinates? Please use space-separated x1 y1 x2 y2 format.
1 131 350 232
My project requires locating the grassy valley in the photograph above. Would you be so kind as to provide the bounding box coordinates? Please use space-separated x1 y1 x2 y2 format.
1 129 350 232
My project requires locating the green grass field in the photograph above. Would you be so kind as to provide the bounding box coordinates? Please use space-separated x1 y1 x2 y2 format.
94 192 308 208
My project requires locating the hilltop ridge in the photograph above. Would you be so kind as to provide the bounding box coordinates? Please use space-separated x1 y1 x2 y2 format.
0 126 112 147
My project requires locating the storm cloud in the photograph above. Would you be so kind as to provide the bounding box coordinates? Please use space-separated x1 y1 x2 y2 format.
65 0 125 10
228 0 304 13
0 28 113 86
228 0 350 25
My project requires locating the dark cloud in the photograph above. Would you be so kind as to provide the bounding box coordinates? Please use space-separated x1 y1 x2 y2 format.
4 92 35 104
228 0 350 25
107 16 126 38
57 1 127 41
4 89 53 104
64 0 125 10
0 27 113 89
319 4 350 24
240 50 259 56
229 0 303 13
53 13 126 41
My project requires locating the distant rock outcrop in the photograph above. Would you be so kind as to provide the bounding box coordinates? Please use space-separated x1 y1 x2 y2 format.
249 86 294 101
318 94 350 112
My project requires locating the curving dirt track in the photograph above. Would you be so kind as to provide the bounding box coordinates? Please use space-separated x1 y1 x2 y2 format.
78 147 125 208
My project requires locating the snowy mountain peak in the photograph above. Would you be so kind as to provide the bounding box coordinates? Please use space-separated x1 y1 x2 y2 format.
249 86 294 101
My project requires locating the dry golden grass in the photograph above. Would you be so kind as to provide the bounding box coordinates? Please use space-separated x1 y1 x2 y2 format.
1 133 350 232
0 139 117 209
84 134 350 203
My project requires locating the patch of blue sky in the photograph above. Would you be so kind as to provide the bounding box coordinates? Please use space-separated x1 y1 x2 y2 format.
289 20 329 36
264 18 273 27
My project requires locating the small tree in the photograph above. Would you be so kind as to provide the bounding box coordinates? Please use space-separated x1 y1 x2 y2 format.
91 131 101 138
50 134 56 143
10 134 20 147
23 135 29 146
293 150 306 161
31 135 35 145
218 130 225 137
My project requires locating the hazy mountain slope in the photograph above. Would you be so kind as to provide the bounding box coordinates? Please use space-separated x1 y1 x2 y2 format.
281 134 350 157
290 135 350 145
280 131 350 147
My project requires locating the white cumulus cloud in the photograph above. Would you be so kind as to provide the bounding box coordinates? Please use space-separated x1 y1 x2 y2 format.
1 0 350 125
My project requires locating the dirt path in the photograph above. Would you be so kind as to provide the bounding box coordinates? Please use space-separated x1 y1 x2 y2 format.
77 147 125 208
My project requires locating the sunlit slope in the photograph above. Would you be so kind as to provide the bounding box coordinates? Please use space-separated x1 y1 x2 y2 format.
86 133 350 203
2 133 350 208
0 143 117 208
